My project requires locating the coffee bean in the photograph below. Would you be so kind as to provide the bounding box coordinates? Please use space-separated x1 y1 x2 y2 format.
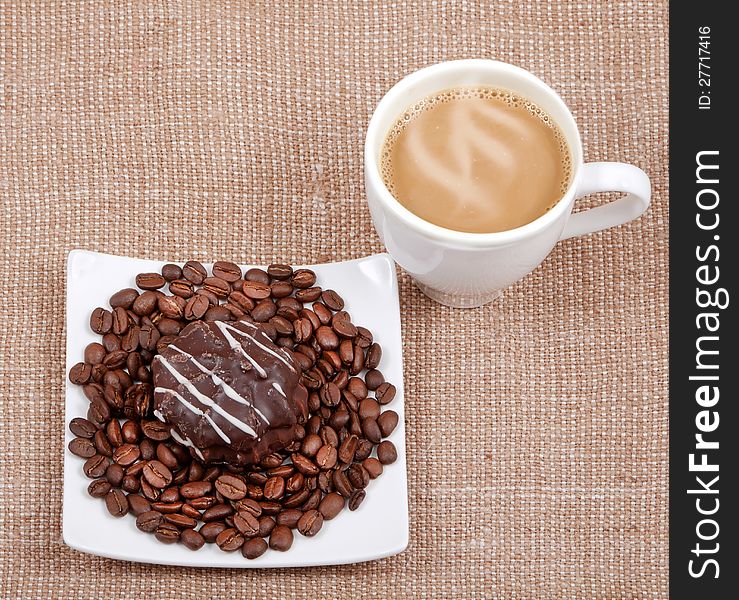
332 315 357 340
140 419 170 441
251 516 273 539
232 500 261 521
155 443 178 469
216 528 244 552
199 305 229 322
215 474 247 500
138 325 161 351
68 362 93 385
319 382 341 407
105 488 129 517
348 489 366 511
376 409 398 437
358 398 380 421
184 496 209 511
122 475 141 494
151 501 183 514
347 377 368 400
291 269 316 288
315 445 338 470
160 263 181 281
365 369 385 391
197 521 225 543
338 434 358 464
243 268 268 285
177 527 204 551
142 460 173 488
105 463 124 487
111 306 129 335
202 277 230 299
299 434 322 458
180 503 200 519
319 425 339 448
263 264 290 280
350 345 365 375
159 487 180 503
109 288 139 309
101 333 122 353
294 287 322 303
123 495 149 518
291 453 319 476
242 537 268 559
361 417 382 443
179 481 211 499
164 513 198 529
228 291 256 313
263 476 286 501
139 438 156 460
69 437 96 458
377 440 398 465
332 470 353 499
88 478 112 498
121 420 140 444
135 273 166 290
83 343 106 365
318 492 344 520
118 327 138 353
112 443 140 466
337 340 354 365
269 524 293 551
293 318 313 343
315 326 339 350
270 280 292 298
90 307 113 334
87 397 110 427
182 260 207 284
347 463 370 489
132 291 158 316
375 382 396 405
166 279 193 299
238 279 270 301
136 510 163 532
275 509 302 528
355 438 373 462
321 289 344 311
102 349 127 369
157 295 183 319
69 417 97 438
213 261 242 282
285 472 305 494
93 429 113 456
234 511 260 537
296 509 323 537
155 522 180 543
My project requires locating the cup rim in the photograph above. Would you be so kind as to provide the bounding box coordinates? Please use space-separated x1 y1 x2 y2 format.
364 59 583 247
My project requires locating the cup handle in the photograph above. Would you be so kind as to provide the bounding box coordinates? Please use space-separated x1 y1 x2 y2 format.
560 162 651 240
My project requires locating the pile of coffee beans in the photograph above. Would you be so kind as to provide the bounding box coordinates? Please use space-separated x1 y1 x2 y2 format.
67 261 399 559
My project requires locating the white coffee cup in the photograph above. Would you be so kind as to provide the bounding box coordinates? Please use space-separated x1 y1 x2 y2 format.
364 59 651 308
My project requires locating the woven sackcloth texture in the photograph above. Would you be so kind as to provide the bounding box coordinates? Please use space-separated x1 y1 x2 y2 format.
0 1 668 598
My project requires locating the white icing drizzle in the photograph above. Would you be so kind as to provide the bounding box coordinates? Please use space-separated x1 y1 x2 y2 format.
272 382 286 397
170 428 205 461
213 321 268 378
155 355 257 437
154 409 165 422
223 321 296 372
168 345 269 423
155 386 232 444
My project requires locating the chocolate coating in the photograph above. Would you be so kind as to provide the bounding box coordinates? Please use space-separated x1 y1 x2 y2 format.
152 320 308 466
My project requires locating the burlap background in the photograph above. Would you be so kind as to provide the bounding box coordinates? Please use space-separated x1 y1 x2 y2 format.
0 1 668 598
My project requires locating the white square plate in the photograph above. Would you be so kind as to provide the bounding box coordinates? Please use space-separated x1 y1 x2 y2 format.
63 250 408 567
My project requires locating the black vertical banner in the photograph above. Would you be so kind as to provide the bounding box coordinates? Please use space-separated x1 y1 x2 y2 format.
670 3 736 598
